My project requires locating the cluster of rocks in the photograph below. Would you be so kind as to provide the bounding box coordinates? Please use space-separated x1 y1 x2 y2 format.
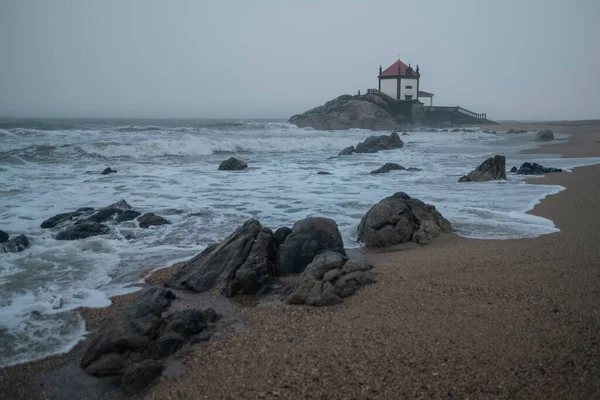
0 230 30 253
80 287 218 396
510 162 563 175
458 155 507 182
338 131 404 156
40 200 170 241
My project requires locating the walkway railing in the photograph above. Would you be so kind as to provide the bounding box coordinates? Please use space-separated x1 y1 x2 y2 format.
425 106 487 120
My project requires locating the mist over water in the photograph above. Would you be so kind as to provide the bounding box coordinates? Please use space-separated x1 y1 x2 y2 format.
1 118 600 367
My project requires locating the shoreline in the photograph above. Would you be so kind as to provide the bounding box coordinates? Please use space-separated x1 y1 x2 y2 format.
2 121 600 399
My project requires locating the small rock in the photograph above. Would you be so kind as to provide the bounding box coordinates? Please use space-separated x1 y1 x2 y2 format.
338 146 356 156
458 155 506 182
510 166 517 173
370 163 405 174
317 171 332 175
137 213 170 228
152 332 184 359
0 234 30 253
0 230 9 243
218 157 248 171
101 167 117 175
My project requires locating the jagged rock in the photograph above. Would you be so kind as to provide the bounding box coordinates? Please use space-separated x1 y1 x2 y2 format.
510 166 518 173
120 360 164 397
288 94 406 131
0 230 9 243
218 157 248 171
357 192 452 247
116 210 142 222
40 209 92 229
55 221 109 240
0 234 30 253
278 217 346 275
338 146 356 156
167 219 276 295
355 131 403 154
286 251 375 306
317 171 332 175
370 163 405 174
535 129 554 142
137 213 170 228
458 155 506 182
101 167 117 175
106 199 132 210
516 162 562 175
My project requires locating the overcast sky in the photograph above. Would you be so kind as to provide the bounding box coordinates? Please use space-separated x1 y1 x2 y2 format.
1 0 599 120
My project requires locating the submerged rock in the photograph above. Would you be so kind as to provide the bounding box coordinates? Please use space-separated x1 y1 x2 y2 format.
0 234 30 253
516 162 563 175
458 155 506 182
137 213 170 228
534 129 554 142
338 146 356 156
101 167 117 175
218 157 248 171
116 210 142 222
370 163 405 174
317 171 332 175
357 192 452 247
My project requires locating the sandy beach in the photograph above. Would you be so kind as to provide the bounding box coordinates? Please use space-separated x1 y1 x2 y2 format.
1 122 599 400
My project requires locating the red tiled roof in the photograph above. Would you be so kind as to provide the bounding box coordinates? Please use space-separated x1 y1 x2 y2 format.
380 60 420 77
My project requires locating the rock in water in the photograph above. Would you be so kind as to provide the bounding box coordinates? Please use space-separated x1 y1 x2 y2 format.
40 209 92 229
137 213 170 228
101 167 117 175
278 217 346 275
167 219 276 296
370 163 405 174
458 155 506 182
534 129 554 142
0 234 30 253
338 146 356 156
218 157 248 171
357 192 452 247
0 230 8 243
55 221 110 240
286 251 376 306
317 171 332 175
355 131 403 154
116 210 142 222
510 166 518 173
516 162 563 175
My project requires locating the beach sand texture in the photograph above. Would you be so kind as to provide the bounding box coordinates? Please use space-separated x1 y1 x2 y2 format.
1 122 599 400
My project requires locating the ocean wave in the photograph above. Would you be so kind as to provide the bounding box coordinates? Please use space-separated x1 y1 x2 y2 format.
115 125 163 133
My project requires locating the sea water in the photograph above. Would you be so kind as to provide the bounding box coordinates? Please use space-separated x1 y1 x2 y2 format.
1 118 599 367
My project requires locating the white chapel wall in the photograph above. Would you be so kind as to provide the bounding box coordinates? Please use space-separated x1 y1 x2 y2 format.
399 78 418 100
380 79 397 99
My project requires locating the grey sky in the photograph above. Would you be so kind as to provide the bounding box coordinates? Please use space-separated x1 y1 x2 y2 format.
1 0 599 120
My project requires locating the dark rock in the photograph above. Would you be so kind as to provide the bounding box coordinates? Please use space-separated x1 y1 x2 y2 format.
0 230 9 243
106 200 132 210
85 207 121 223
137 213 170 228
505 129 527 134
286 251 375 306
218 157 248 171
190 331 212 344
458 155 506 182
55 221 110 240
534 129 554 142
370 162 405 174
510 166 518 173
151 332 184 359
41 211 88 229
355 131 403 154
84 353 129 377
516 162 563 175
317 171 332 175
116 210 142 222
101 167 117 175
162 309 218 337
0 234 30 253
338 146 356 156
120 360 163 397
167 219 276 296
273 226 292 247
288 94 406 131
278 217 346 275
357 192 452 247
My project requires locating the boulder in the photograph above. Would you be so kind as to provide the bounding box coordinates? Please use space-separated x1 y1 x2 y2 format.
458 155 506 182
288 94 406 131
534 129 554 142
510 166 518 173
218 157 248 171
357 192 452 247
278 217 346 275
167 219 277 296
286 251 375 306
355 131 403 154
516 162 563 175
370 163 405 174
338 146 356 156
137 213 170 228
120 360 163 397
0 230 8 243
0 234 30 253
101 167 117 175
55 221 110 240
116 210 142 222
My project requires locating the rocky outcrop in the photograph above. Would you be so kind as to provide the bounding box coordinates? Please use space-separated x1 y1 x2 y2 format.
138 213 170 228
356 131 403 153
516 162 563 175
338 146 356 156
286 251 375 306
218 157 248 171
534 129 554 142
101 167 117 175
80 287 218 396
370 163 405 174
0 230 8 243
56 221 110 240
289 94 406 131
458 155 506 182
278 217 346 275
0 234 30 253
40 208 94 229
357 192 452 247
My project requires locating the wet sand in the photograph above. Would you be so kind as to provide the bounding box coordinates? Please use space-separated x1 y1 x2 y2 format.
1 122 599 400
